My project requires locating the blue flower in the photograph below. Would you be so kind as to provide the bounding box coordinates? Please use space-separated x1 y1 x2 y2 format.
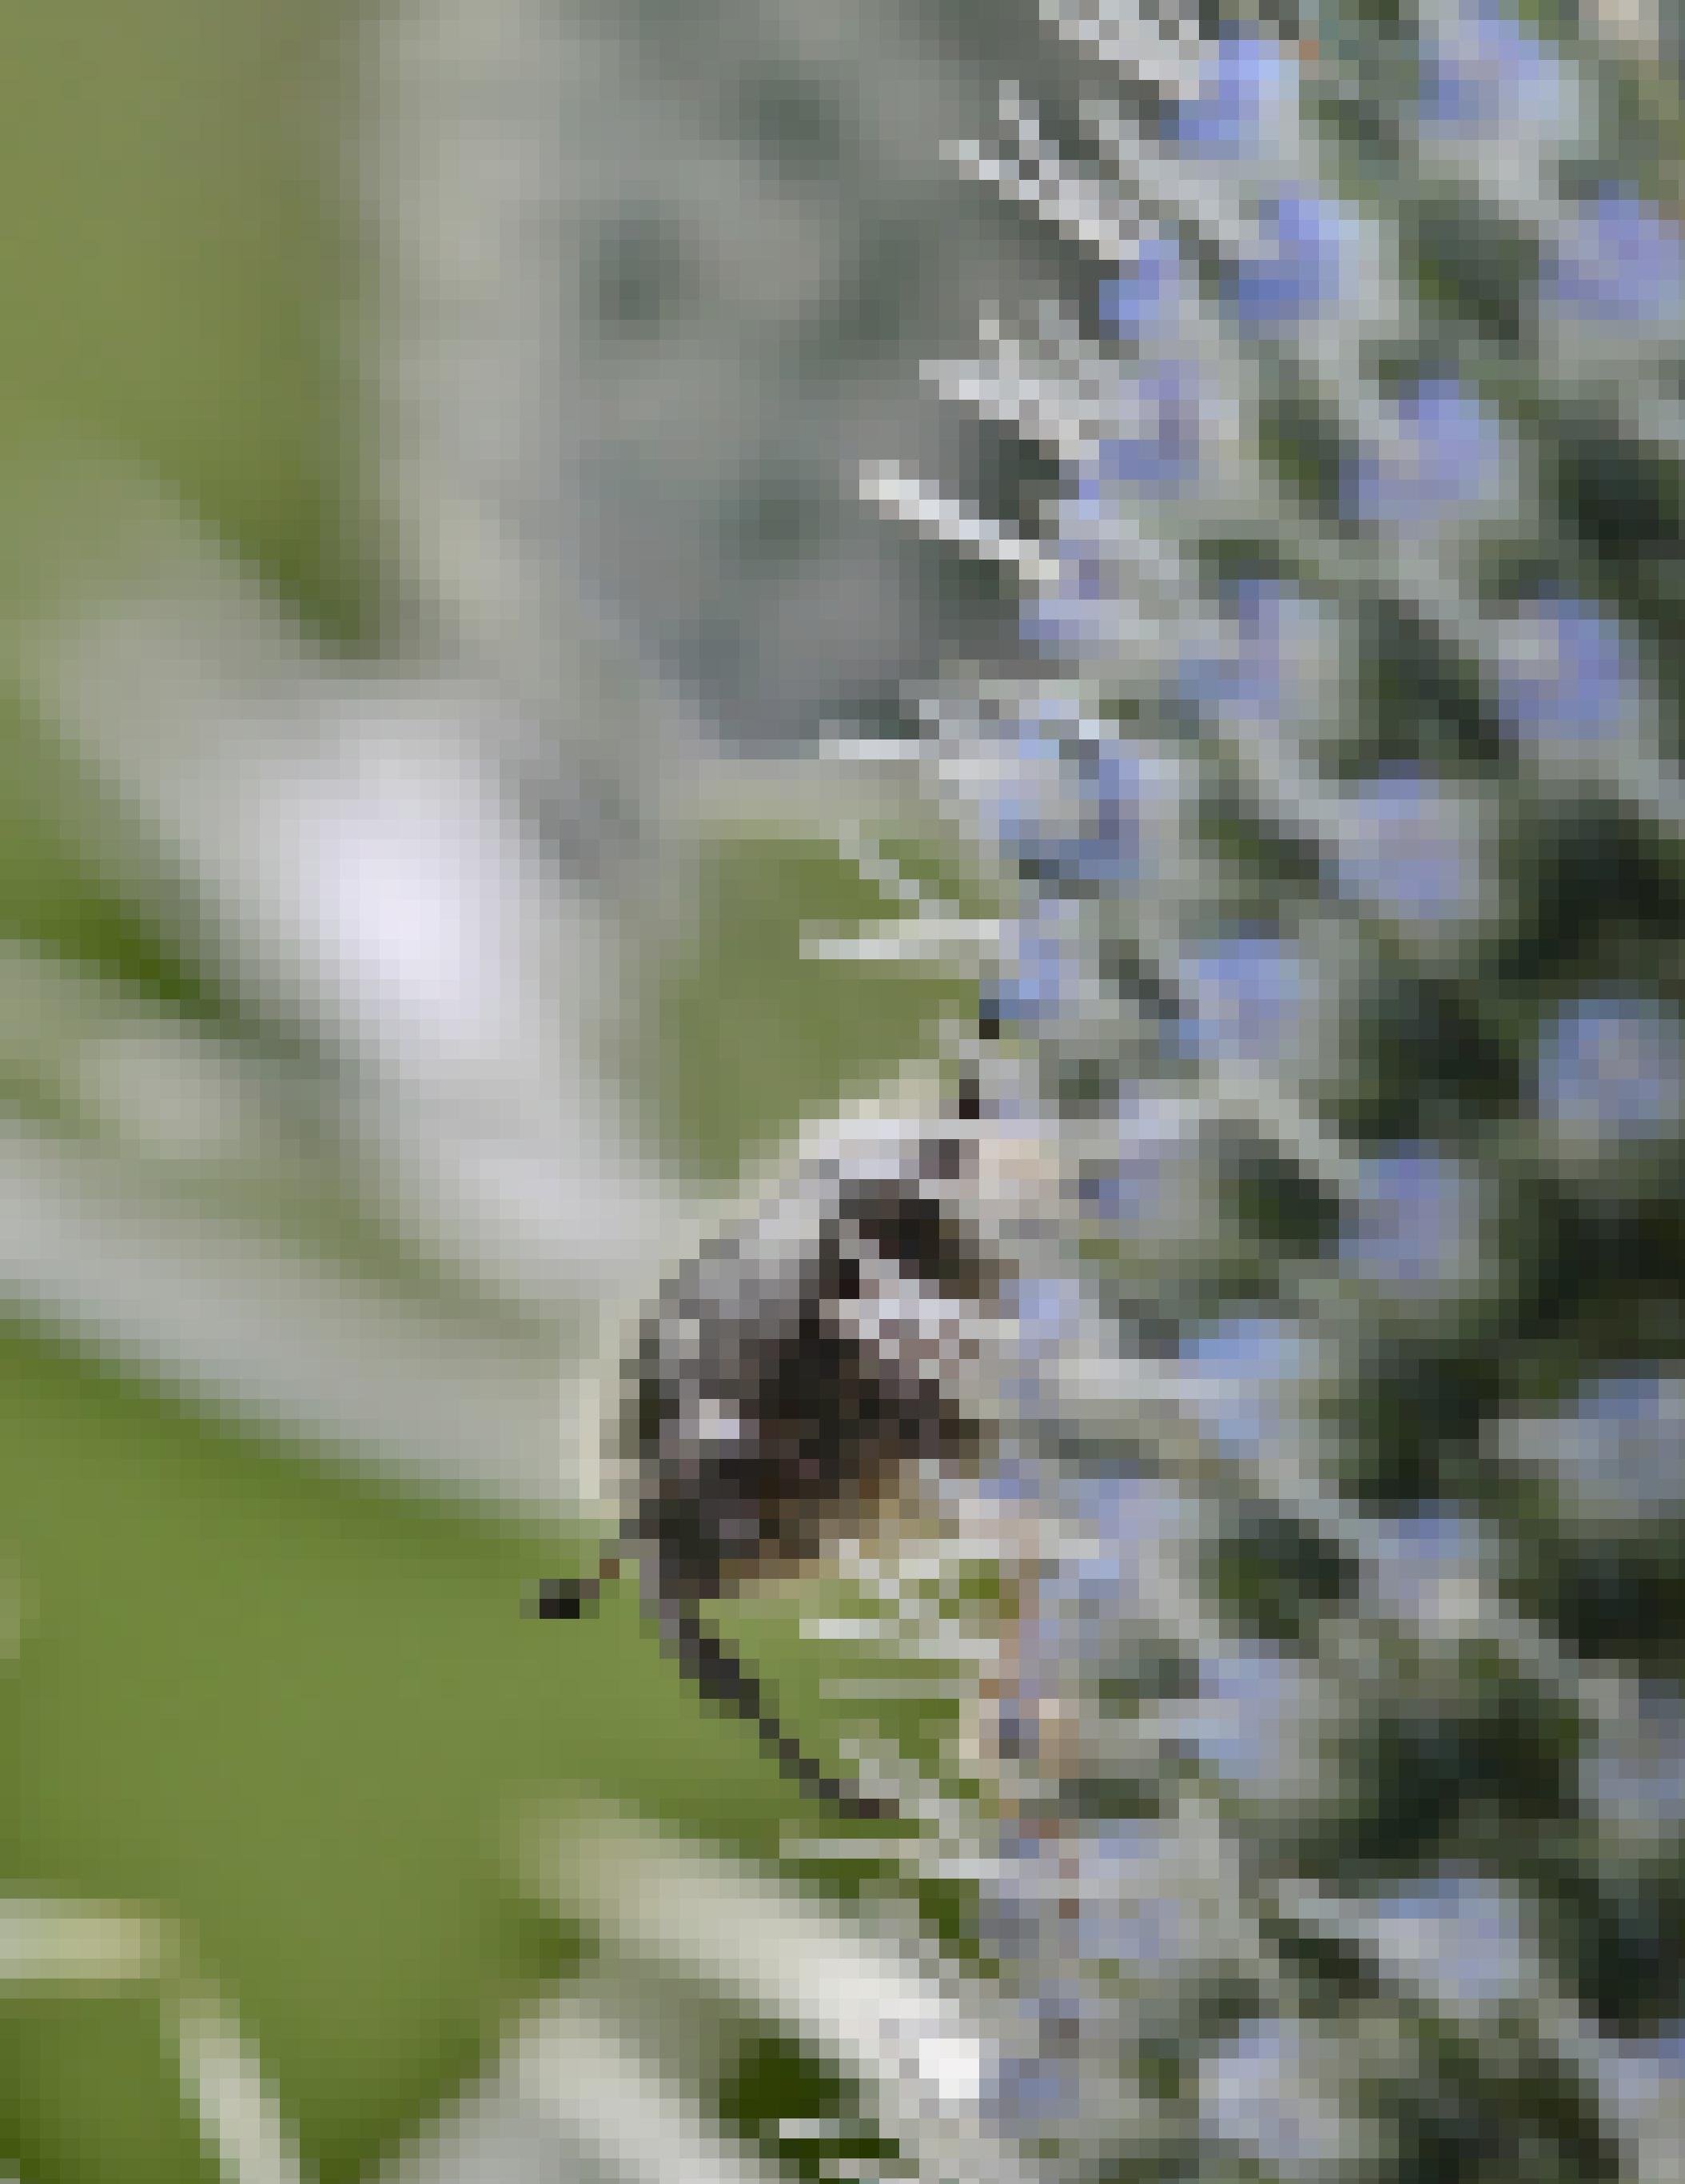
975 1448 1042 1513
1067 1826 1198 1971
993 719 1158 891
984 903 1084 1030
992 1821 1215 1978
1165 31 1299 161
1099 231 1185 343
1226 188 1352 334
1019 519 1115 658
1169 931 1313 1070
1575 1372 1683 1433
1179 577 1338 741
1581 1674 1685 1843
1006 1272 1084 1357
1162 1640 1317 1793
1343 373 1512 529
1339 1144 1479 1293
987 2045 1078 2134
1543 185 1685 333
988 719 1062 861
1332 765 1485 931
1415 1 1574 145
1535 993 1685 1147
1077 1092 1207 1237
1362 1866 1535 2014
1232 573 1295 644
1593 2022 1685 2139
1494 1371 1685 1532
1093 359 1205 495
1018 597 1104 659
1179 1310 1315 1385
1493 590 1648 755
1558 1373 1685 1520
1068 739 1149 887
1364 1500 1493 1627
1178 1313 1324 1464
1002 1271 1089 1414
1054 1468 1196 1582
1203 2019 1339 2167
1020 439 1195 656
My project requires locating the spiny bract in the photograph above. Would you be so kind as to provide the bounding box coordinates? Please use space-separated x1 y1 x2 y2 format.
841 3 1685 2178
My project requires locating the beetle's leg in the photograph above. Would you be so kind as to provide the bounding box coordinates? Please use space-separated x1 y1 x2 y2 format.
659 1596 891 1824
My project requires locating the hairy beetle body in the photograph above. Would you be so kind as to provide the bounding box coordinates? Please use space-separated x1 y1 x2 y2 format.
540 1102 1011 1821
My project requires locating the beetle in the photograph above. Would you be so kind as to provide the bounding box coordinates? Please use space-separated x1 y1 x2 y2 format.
532 1095 1011 1822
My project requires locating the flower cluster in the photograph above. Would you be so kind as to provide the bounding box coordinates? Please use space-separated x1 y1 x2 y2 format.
842 4 1685 2177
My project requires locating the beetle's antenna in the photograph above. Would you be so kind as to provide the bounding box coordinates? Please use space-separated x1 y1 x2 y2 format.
529 1551 625 1620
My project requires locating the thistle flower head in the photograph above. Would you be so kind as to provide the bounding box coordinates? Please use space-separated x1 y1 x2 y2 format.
837 3 1685 2177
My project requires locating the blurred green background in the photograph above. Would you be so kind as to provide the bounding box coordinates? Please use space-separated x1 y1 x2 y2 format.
0 1 979 2176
